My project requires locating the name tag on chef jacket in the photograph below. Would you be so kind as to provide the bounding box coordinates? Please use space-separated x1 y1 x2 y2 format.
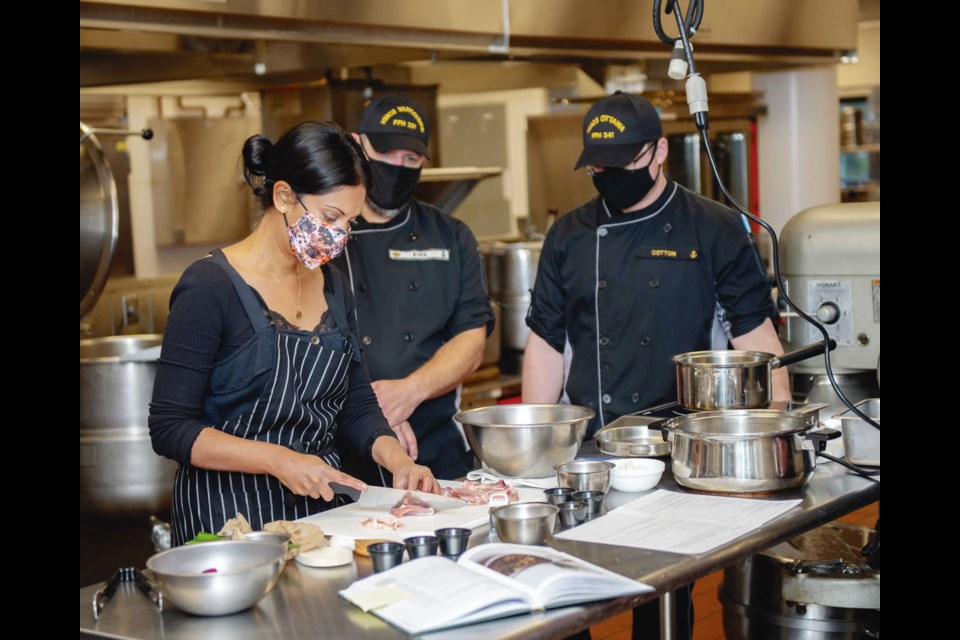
388 248 450 261
636 247 701 260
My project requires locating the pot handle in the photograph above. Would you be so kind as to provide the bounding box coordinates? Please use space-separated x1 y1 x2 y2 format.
659 421 672 442
804 428 840 452
772 339 837 369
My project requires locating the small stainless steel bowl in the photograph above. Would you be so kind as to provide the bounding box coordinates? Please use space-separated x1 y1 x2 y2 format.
557 500 588 526
435 528 472 559
146 541 285 616
403 535 440 560
543 487 576 505
490 502 559 545
555 460 615 493
242 531 291 547
572 490 605 515
368 542 405 573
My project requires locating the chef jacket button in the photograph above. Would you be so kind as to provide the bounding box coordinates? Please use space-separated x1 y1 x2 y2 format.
361 336 372 346
599 336 610 347
409 281 418 291
640 336 651 346
404 332 413 342
632 392 640 403
598 228 609 237
649 279 660 288
663 223 672 233
598 279 607 289
310 336 320 345
602 363 610 372
601 393 612 405
357 282 367 293
409 232 418 241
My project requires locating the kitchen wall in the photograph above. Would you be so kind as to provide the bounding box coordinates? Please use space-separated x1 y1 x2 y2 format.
437 88 549 239
126 93 263 278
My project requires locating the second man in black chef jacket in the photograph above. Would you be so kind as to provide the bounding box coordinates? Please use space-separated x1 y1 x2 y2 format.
334 94 495 483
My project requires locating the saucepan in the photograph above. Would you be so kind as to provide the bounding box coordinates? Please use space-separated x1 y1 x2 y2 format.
673 339 836 411
660 407 838 494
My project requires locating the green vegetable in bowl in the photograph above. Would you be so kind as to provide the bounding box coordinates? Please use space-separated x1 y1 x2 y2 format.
185 532 223 545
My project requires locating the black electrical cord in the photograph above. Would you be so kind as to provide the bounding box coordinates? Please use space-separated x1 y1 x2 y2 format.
655 0 879 433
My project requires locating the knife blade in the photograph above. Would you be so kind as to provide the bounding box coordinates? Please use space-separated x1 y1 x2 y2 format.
356 485 465 511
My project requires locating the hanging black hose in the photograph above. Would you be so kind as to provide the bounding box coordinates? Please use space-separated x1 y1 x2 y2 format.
653 0 704 47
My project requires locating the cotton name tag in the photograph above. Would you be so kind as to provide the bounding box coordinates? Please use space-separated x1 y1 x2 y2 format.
388 248 450 261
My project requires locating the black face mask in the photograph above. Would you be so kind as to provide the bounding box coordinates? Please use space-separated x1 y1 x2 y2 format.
591 162 661 211
368 160 421 210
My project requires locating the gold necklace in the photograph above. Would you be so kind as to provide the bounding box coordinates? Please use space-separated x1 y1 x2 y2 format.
272 263 302 320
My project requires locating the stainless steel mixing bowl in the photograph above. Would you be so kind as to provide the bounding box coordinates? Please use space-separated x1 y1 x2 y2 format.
146 541 285 616
456 404 594 478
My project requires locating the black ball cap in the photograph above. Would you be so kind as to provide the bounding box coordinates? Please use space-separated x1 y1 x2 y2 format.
357 93 431 159
574 91 662 170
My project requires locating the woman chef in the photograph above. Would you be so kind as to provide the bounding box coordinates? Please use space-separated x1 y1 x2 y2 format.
149 122 439 545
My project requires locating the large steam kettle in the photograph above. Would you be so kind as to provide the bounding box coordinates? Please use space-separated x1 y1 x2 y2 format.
80 122 119 318
79 123 153 318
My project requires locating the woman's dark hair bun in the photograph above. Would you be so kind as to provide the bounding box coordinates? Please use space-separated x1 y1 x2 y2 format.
242 135 272 183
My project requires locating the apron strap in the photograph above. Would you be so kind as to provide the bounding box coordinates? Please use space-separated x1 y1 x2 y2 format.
209 249 271 332
322 264 362 363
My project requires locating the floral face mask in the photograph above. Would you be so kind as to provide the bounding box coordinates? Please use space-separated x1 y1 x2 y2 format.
283 197 350 270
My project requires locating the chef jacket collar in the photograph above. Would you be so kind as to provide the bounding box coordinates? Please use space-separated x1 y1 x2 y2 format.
353 204 413 234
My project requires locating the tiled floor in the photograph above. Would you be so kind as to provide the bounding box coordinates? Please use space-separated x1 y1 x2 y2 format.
589 502 880 640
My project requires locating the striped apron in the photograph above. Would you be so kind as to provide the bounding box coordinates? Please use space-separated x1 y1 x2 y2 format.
171 251 356 545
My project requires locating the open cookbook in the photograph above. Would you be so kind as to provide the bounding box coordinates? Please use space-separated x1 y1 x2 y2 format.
340 543 652 634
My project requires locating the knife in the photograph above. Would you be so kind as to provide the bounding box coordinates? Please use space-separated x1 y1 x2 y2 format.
356 485 465 510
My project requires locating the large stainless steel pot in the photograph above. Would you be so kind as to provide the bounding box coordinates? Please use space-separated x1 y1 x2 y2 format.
486 241 542 351
80 122 119 319
661 409 837 493
673 340 834 411
80 334 177 518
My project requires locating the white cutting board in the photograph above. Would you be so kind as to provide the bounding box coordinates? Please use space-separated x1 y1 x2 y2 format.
297 481 545 542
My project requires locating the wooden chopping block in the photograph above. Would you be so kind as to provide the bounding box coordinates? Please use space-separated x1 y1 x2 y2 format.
354 539 392 557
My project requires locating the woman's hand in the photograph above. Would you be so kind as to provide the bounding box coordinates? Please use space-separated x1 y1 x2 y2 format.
272 449 368 502
391 462 441 494
371 434 441 494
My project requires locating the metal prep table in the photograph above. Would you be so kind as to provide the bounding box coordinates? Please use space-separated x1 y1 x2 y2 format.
79 455 879 640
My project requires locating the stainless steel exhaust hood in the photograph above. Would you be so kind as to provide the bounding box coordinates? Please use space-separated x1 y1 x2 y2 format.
81 0 859 87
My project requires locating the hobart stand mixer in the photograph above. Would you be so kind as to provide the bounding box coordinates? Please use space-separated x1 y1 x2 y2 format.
778 202 880 425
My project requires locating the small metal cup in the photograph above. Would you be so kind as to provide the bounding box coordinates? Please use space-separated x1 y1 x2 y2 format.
557 500 588 526
572 490 605 515
404 535 440 560
367 542 405 573
435 528 472 559
543 487 576 505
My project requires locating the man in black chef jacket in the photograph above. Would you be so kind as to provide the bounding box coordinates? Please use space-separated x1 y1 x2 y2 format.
522 91 791 638
334 93 495 483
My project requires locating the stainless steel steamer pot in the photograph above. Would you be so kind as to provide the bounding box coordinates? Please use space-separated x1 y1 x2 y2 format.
661 409 838 493
673 340 835 411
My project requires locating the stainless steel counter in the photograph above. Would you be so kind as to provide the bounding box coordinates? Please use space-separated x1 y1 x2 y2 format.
80 457 879 640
